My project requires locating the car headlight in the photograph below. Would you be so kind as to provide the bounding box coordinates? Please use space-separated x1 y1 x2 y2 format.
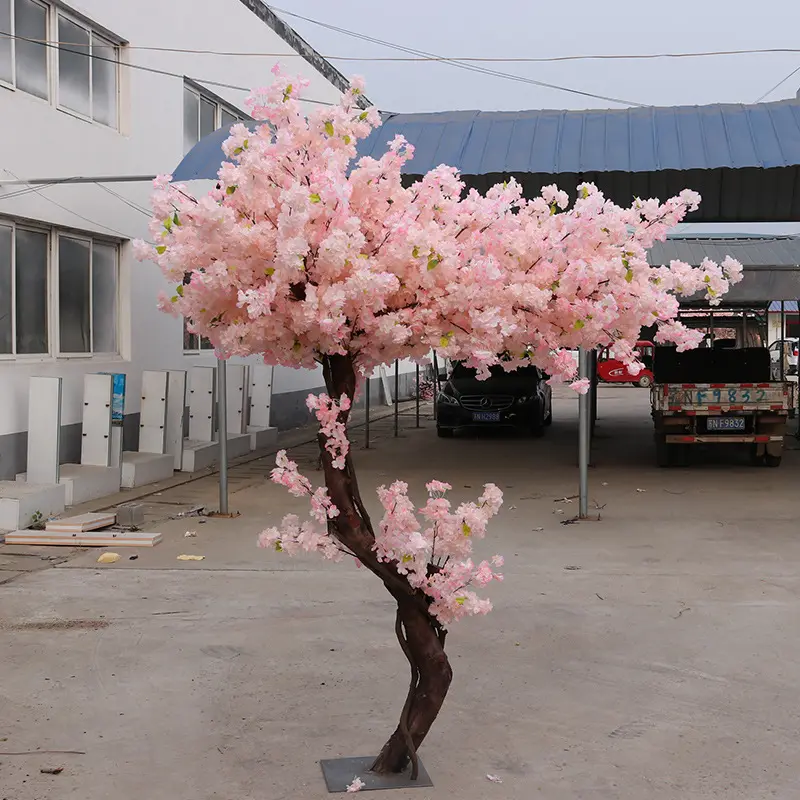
516 396 534 405
438 392 459 406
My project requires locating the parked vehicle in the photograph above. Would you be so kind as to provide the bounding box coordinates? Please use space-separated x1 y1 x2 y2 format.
436 362 552 437
769 337 799 378
651 344 791 467
598 340 655 388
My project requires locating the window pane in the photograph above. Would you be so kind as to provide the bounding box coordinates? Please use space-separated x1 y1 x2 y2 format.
58 16 90 116
0 225 11 353
200 96 215 139
200 337 214 350
15 0 48 100
0 0 11 84
91 242 116 352
58 236 90 353
91 35 116 127
15 228 48 354
183 87 198 155
220 109 237 129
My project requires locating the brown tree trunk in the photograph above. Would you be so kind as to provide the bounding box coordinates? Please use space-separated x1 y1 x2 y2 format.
317 353 453 776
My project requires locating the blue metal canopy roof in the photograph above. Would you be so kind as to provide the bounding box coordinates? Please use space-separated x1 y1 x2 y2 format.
357 99 800 177
173 99 800 222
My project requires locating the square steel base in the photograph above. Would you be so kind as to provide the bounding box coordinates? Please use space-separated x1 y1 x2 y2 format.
320 756 433 793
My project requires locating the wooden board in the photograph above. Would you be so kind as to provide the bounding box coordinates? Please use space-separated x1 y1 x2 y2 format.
27 376 62 485
45 512 116 532
6 530 162 547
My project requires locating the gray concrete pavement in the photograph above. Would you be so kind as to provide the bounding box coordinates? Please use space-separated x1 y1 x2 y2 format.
3 388 800 799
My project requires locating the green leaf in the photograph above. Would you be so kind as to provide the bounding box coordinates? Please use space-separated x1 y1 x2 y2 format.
574 320 585 330
265 267 275 276
233 147 243 156
285 84 292 96
455 597 466 606
243 139 249 149
155 245 166 255
625 269 634 283
226 185 237 195
549 203 557 216
170 295 179 303
401 554 413 563
324 121 335 137
275 541 283 552
550 280 560 291
309 193 321 204
359 111 368 121
173 212 181 226
176 284 184 297
343 135 351 145
427 256 440 271
412 246 420 258
580 186 590 199
163 216 172 232
462 523 471 537
440 333 452 347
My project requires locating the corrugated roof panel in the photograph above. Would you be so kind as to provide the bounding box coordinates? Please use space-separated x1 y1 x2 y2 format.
356 99 800 178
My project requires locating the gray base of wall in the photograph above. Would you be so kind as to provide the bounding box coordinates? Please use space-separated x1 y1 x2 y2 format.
0 372 422 479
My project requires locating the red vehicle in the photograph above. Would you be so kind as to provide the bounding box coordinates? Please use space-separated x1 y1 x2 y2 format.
597 341 655 388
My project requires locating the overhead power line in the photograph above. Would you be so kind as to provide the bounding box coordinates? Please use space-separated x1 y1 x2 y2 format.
268 5 645 107
754 63 800 103
2 32 797 63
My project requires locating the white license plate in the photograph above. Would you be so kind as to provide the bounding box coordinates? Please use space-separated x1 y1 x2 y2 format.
707 416 745 431
472 411 500 422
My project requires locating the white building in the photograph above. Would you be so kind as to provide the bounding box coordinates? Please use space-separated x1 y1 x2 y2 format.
0 0 416 480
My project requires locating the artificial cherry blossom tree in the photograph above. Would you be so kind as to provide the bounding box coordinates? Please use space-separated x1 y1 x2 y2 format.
137 68 742 776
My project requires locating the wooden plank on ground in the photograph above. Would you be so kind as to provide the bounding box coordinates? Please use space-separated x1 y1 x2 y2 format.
45 512 117 532
6 530 162 547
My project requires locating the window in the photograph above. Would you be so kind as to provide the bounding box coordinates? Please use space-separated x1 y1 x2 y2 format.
0 0 49 98
0 218 118 358
0 0 119 127
183 82 244 155
57 11 117 126
183 320 214 354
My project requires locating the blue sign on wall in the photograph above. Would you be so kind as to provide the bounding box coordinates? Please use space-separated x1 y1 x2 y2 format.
99 373 126 425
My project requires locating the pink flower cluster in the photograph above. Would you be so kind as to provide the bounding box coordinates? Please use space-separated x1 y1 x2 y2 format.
307 393 350 470
261 441 505 626
137 69 743 389
375 480 505 624
258 450 342 560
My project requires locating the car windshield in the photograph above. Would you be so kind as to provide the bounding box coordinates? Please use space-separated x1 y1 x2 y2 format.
451 363 539 380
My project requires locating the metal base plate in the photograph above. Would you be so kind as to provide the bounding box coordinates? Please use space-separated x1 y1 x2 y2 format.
320 756 433 793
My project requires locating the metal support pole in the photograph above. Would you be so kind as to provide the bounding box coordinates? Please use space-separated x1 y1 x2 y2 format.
365 374 370 449
781 300 786 382
589 348 598 437
394 360 400 437
415 364 420 427
578 347 590 519
217 358 229 515
432 352 440 420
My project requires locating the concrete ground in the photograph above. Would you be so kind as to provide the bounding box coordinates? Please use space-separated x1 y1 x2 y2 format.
2 387 800 799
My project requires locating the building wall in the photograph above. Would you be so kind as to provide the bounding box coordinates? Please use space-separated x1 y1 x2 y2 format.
0 0 402 478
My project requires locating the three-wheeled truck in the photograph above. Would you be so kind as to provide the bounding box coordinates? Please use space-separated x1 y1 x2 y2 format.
651 308 794 467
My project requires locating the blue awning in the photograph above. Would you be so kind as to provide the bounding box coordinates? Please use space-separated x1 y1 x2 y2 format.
769 301 799 312
173 99 800 222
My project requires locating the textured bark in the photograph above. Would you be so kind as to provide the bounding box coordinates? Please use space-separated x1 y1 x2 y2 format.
319 353 453 776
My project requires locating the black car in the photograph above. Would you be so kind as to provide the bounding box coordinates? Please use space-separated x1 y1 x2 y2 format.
436 362 553 437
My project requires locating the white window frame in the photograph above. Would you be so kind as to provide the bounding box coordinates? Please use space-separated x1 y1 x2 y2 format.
0 0 121 130
0 217 120 361
54 7 118 127
183 80 246 156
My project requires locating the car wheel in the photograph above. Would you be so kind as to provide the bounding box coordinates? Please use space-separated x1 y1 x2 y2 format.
544 407 553 426
437 427 454 438
637 374 653 388
764 453 782 468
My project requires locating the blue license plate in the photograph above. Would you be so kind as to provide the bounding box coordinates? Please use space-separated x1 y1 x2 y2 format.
707 416 745 431
472 411 500 422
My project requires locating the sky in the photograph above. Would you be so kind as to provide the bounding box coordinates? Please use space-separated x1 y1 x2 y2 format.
273 0 800 233
273 0 800 113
